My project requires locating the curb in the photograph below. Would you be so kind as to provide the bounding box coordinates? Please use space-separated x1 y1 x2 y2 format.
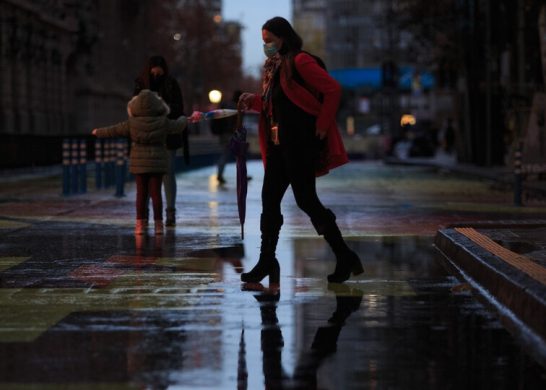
434 223 546 365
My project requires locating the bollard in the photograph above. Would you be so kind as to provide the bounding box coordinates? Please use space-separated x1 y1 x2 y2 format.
62 138 71 195
103 139 109 187
79 139 87 194
514 140 523 206
106 139 114 187
70 139 79 195
115 138 127 197
95 139 103 189
122 138 129 190
103 139 110 187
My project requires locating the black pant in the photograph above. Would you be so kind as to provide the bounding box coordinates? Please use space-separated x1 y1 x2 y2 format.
262 142 328 224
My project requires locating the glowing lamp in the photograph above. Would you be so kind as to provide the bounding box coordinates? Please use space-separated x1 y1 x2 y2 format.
208 90 222 104
400 114 416 126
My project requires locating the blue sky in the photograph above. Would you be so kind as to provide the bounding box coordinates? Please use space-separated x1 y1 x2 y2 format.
223 0 292 77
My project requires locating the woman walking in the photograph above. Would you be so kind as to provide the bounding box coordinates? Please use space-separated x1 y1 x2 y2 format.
238 17 363 285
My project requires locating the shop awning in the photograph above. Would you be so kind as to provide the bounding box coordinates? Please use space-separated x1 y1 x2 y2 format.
330 66 435 91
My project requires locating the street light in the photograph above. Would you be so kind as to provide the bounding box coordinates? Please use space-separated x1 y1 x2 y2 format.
400 114 416 127
208 89 222 104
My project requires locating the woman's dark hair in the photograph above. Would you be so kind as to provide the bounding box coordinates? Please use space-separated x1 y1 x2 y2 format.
148 55 169 74
135 55 170 91
262 17 302 55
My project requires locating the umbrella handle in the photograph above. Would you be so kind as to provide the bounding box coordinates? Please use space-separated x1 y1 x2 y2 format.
236 109 244 130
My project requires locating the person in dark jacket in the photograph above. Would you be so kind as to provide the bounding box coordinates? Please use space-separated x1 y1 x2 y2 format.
210 89 242 184
134 55 186 226
238 17 363 286
92 90 188 235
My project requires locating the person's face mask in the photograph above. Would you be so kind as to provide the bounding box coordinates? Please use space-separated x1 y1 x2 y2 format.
150 66 165 78
263 42 279 58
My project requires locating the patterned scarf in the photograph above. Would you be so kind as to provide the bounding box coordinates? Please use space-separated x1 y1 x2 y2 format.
261 54 282 115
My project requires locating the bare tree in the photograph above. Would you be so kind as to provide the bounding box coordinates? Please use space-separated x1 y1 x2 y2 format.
148 1 247 111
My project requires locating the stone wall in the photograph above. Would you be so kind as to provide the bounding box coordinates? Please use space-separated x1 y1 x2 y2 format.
0 0 153 167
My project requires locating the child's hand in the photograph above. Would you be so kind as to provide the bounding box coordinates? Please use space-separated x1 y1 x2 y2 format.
238 93 255 111
92 129 98 136
189 111 203 123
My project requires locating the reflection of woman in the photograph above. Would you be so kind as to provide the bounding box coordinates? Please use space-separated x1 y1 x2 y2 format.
238 17 363 284
134 56 185 227
250 285 363 388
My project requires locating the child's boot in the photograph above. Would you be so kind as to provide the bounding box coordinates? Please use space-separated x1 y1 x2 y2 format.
135 219 146 235
143 207 149 228
165 208 176 227
154 220 164 235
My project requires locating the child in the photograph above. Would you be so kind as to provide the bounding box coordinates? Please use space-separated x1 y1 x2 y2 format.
92 89 188 235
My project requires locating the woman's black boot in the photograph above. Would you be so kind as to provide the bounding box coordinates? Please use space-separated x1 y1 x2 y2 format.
313 209 363 283
241 213 283 285
240 244 280 284
327 248 363 283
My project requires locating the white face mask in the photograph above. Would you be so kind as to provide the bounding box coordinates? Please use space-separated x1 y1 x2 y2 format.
263 42 279 58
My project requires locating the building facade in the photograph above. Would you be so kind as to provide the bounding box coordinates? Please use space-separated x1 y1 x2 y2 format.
0 0 242 168
292 0 327 62
0 0 157 167
293 0 413 70
293 0 420 139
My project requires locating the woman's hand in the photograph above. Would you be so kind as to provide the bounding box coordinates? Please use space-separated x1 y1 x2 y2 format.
316 127 327 140
237 92 255 111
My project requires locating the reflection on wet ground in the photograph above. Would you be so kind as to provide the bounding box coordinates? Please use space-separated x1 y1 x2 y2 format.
1 162 546 388
1 231 545 389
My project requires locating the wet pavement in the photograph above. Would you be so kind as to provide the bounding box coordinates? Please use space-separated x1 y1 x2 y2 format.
1 160 546 389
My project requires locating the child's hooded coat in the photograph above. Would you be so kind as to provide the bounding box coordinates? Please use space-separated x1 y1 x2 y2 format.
94 89 187 174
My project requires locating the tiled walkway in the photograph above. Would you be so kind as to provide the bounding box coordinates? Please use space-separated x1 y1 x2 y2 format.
1 160 545 388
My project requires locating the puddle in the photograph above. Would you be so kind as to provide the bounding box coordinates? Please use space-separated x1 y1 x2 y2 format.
0 229 545 389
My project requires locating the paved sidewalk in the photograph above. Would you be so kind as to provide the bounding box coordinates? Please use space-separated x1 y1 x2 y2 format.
385 152 546 198
1 159 546 387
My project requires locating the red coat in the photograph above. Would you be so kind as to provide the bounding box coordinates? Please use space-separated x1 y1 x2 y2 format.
249 52 349 177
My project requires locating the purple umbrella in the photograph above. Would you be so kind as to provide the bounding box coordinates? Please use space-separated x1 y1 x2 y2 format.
229 110 249 239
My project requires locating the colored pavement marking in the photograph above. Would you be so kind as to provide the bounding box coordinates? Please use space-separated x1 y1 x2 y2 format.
0 257 30 272
455 227 546 286
0 254 416 343
69 264 127 287
0 384 138 390
351 280 416 296
0 257 220 342
0 219 30 229
0 284 209 343
69 255 218 287
442 202 546 214
293 279 416 297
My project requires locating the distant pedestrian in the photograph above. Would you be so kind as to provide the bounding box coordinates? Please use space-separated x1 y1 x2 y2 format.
442 118 455 154
92 89 189 235
134 55 186 226
237 16 363 285
210 90 242 185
